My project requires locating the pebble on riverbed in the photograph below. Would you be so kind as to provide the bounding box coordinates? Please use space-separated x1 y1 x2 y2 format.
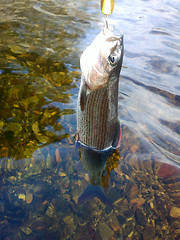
170 207 180 218
143 225 156 240
98 222 114 240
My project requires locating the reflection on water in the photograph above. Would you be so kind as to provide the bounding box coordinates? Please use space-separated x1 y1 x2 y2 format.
0 0 180 239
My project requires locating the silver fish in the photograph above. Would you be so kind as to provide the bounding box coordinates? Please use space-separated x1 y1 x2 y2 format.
77 24 123 150
76 23 123 207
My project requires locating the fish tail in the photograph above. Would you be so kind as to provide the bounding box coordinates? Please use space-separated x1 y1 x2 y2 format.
78 184 114 209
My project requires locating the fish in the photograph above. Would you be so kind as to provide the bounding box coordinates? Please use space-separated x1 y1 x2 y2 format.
77 22 124 150
77 145 114 208
76 145 121 208
76 23 123 207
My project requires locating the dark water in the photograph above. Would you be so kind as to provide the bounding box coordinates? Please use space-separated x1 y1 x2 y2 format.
0 0 180 239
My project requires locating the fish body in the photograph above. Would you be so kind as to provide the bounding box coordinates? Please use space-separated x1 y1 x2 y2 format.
77 25 123 150
76 24 123 207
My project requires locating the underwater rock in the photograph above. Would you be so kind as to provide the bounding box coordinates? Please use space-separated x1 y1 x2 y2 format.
109 221 121 232
74 226 93 240
143 225 156 240
25 190 33 204
58 171 66 177
123 208 134 218
46 152 53 169
63 215 74 225
134 208 146 226
10 45 27 54
45 204 55 218
71 189 79 204
109 216 121 232
55 148 61 163
157 163 178 178
6 206 26 226
123 220 134 237
31 219 49 232
117 215 126 225
152 184 159 190
67 165 74 175
130 197 145 207
18 193 26 201
5 122 22 134
20 227 32 235
63 214 76 234
130 144 139 153
98 222 114 240
129 184 139 199
170 206 180 218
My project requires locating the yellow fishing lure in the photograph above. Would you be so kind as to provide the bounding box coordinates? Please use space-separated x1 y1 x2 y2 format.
101 0 115 15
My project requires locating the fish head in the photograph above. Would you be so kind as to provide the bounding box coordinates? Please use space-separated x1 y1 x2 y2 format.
80 27 123 90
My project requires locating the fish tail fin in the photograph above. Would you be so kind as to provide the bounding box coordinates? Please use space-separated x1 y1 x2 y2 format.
78 184 114 209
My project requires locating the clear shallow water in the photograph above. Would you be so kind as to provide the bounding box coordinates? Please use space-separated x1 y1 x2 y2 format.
0 0 180 239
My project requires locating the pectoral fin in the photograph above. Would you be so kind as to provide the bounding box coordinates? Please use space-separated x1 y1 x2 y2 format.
80 83 87 111
112 119 121 148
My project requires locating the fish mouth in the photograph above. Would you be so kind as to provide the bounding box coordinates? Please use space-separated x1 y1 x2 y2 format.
80 28 123 90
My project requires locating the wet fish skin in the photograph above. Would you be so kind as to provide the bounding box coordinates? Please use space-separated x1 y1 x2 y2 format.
78 184 113 208
78 144 111 185
76 25 123 207
77 26 123 150
77 144 114 208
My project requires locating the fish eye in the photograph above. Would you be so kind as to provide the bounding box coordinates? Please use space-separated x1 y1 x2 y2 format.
109 55 115 63
108 54 119 67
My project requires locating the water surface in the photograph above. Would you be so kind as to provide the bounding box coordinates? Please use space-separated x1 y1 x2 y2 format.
0 0 180 239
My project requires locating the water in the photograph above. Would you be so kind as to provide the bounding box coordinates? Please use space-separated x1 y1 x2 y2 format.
0 0 180 239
